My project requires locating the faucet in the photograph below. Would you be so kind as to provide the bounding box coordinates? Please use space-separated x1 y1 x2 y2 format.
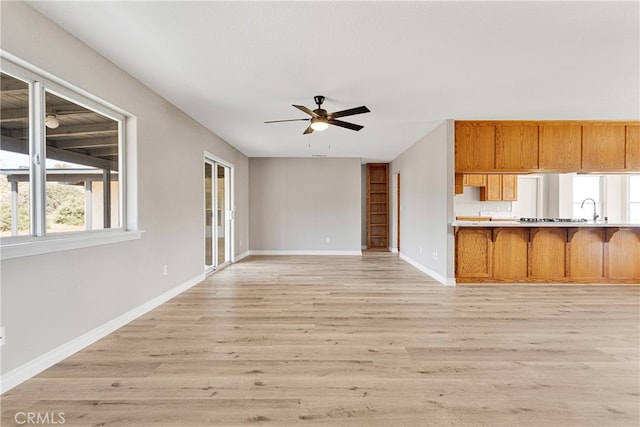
580 198 599 221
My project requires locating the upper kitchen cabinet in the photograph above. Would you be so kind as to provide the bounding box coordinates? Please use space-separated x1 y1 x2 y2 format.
455 123 495 172
539 123 582 171
582 124 626 171
455 120 640 174
626 125 640 170
479 174 518 201
495 123 539 171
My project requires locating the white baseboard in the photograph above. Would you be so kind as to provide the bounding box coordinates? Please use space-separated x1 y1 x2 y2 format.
399 253 456 286
389 246 398 253
234 250 250 262
0 273 205 394
249 250 362 256
361 245 367 250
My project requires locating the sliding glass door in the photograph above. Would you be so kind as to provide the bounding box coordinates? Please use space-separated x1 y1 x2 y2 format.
204 159 231 273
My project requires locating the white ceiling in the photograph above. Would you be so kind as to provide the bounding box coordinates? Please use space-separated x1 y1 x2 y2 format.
27 1 639 162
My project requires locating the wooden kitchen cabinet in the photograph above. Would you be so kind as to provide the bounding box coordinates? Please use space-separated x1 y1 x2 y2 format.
501 175 518 201
529 228 566 279
582 124 626 171
479 174 517 201
480 175 502 201
626 125 640 170
492 228 528 279
455 120 640 174
495 124 539 171
464 174 487 187
605 228 640 278
455 225 639 284
455 123 495 172
566 228 604 278
455 228 492 278
539 124 582 171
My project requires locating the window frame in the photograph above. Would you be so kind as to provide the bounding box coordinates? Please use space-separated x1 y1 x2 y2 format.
628 174 640 224
572 174 605 220
1 56 140 260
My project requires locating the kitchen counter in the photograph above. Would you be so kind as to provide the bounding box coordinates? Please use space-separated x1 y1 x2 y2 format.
454 222 640 284
453 220 640 228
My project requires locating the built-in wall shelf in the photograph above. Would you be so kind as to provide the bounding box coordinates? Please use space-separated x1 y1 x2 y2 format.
366 163 389 250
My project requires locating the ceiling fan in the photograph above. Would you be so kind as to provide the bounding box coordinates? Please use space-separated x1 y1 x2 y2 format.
265 95 370 134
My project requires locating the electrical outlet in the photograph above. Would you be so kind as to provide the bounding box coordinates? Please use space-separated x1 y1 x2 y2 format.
325 236 330 243
0 326 5 347
433 251 439 260
163 265 168 276
419 246 423 254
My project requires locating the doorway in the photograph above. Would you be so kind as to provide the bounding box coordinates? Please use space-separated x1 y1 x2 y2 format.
204 158 232 274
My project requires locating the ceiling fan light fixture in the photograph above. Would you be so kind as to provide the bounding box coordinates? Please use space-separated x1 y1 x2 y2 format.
310 117 329 131
45 113 60 129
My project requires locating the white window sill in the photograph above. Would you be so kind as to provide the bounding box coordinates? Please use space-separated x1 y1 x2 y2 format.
0 229 143 261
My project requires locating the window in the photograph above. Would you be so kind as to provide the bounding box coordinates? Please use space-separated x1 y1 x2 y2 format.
1 59 130 252
43 91 121 233
0 73 31 236
630 175 640 223
573 175 602 220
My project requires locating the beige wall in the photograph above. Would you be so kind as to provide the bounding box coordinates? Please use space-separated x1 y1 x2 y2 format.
391 120 455 284
1 2 249 378
249 157 361 253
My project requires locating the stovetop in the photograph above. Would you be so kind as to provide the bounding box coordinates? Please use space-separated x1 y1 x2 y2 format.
519 218 589 223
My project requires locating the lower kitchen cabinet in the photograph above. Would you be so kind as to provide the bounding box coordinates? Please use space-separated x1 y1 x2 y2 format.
455 226 639 284
567 228 604 278
455 228 492 278
529 228 567 279
605 229 640 278
493 228 528 279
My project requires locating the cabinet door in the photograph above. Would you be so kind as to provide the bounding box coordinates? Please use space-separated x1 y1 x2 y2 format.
493 228 528 279
501 175 518 201
626 125 640 170
529 228 566 278
456 228 492 278
495 124 539 171
605 229 640 278
582 124 626 171
455 124 495 172
465 174 487 187
567 228 604 278
480 175 502 201
539 124 582 171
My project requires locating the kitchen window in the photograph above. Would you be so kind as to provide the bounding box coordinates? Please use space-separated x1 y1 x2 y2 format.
572 175 603 220
630 175 640 223
1 58 138 259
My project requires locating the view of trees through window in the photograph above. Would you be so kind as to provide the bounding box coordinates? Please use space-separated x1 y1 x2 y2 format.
0 165 87 236
1 69 122 238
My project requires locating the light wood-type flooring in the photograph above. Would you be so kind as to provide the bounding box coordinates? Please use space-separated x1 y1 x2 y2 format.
2 253 639 426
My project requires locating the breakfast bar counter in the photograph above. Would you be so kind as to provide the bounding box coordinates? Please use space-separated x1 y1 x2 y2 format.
453 220 640 284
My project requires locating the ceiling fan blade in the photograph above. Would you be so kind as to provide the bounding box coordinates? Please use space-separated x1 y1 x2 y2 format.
329 106 370 119
303 125 314 135
329 119 364 131
264 118 309 124
293 104 319 118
